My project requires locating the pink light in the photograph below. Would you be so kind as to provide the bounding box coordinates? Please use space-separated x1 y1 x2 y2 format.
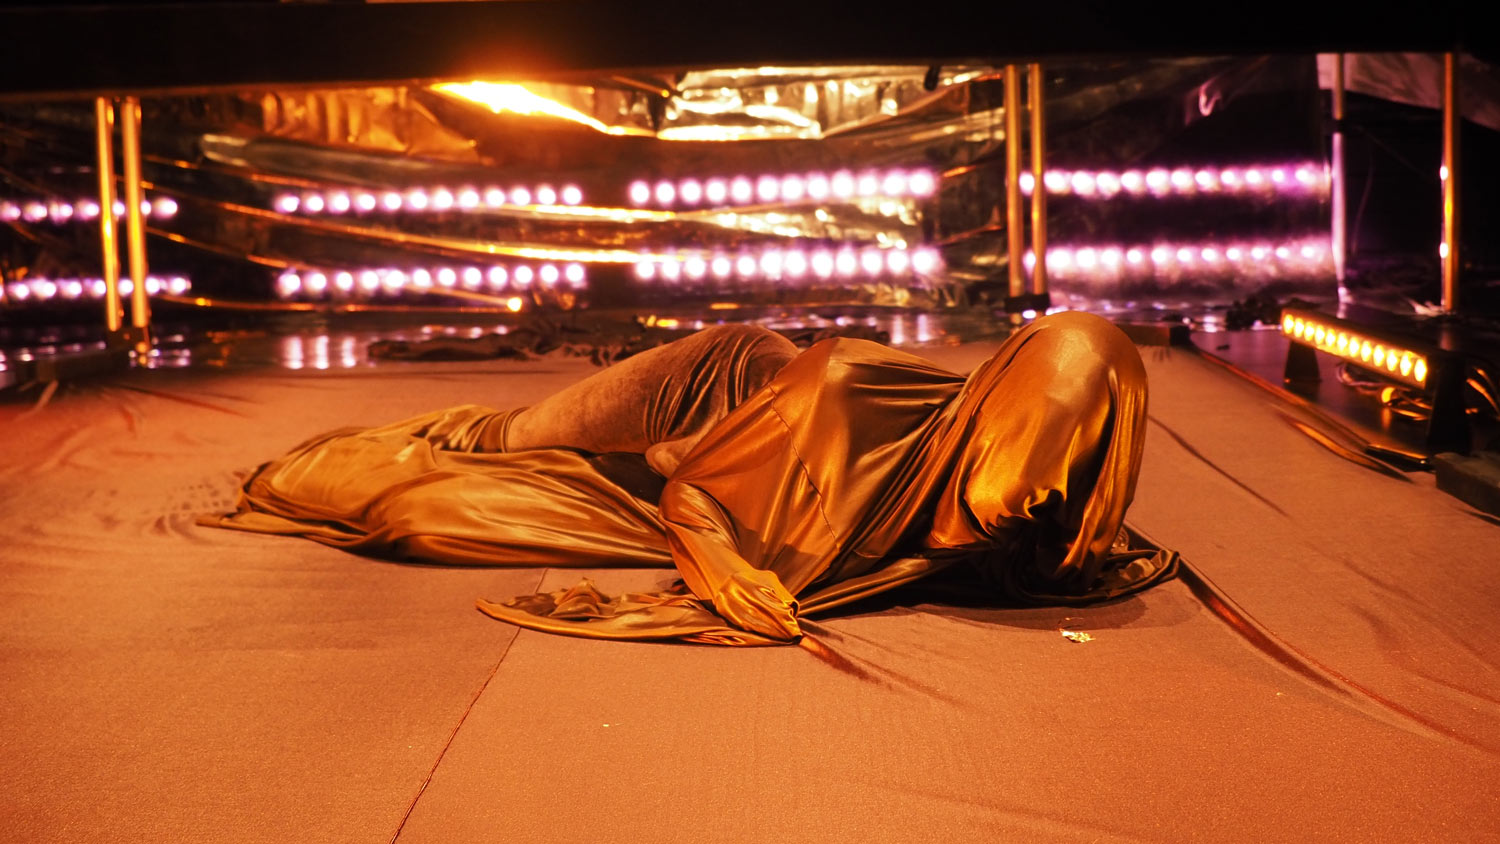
783 250 808 279
1120 171 1145 193
383 270 408 291
457 188 481 210
886 249 911 274
1126 248 1145 265
1096 172 1122 197
880 171 907 196
859 248 884 276
678 180 703 205
277 273 302 298
411 269 432 290
88 279 107 297
7 283 29 300
1146 170 1170 193
1220 169 1241 189
1244 168 1265 187
1043 170 1069 194
835 249 859 277
1251 245 1271 260
1150 246 1171 264
1275 246 1291 259
112 200 126 216
1019 172 1036 195
1270 169 1287 185
510 187 532 206
22 201 49 220
1170 169 1194 191
1201 247 1220 263
564 263 586 287
561 185 583 206
811 250 835 278
805 173 831 200
487 266 509 290
659 259 682 283
461 267 483 289
759 249 784 277
1225 247 1243 261
781 175 806 202
432 188 455 211
628 181 650 205
634 260 656 281
80 201 101 219
0 202 18 221
269 195 295 213
1023 251 1036 271
1076 248 1098 270
333 271 356 293
168 276 192 295
483 187 506 208
60 280 84 299
736 254 758 278
730 177 754 204
33 280 57 300
856 171 880 197
538 264 560 287
382 192 404 211
535 185 558 206
830 171 856 199
325 193 350 214
1299 244 1320 260
911 248 939 274
710 255 732 279
1194 170 1219 191
650 182 672 206
1050 248 1074 271
1294 166 1317 187
755 176 779 203
512 266 534 288
1176 247 1195 264
684 256 707 280
359 270 381 291
908 170 937 196
355 192 379 212
52 202 75 221
705 179 729 205
436 267 458 288
405 190 430 211
1100 247 1123 267
1070 172 1097 196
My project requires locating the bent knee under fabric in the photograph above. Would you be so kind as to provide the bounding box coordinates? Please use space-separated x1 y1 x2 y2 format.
501 325 797 474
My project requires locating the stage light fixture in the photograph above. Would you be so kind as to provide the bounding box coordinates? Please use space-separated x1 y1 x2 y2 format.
275 182 584 215
2 274 190 307
274 262 585 300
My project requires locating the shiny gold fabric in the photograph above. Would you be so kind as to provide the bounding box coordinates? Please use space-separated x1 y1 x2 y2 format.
208 314 1175 645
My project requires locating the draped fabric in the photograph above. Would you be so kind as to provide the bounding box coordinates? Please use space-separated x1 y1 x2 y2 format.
207 313 1176 645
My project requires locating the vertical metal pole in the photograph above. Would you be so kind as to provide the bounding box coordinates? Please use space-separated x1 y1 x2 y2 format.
1004 64 1025 301
1441 52 1460 314
119 95 152 350
1028 62 1047 300
1331 53 1347 297
93 97 122 335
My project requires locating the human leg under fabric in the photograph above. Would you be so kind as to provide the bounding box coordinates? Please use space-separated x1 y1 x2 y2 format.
489 324 797 475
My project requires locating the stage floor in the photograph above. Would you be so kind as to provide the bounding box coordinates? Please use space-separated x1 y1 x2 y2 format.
2 330 1498 842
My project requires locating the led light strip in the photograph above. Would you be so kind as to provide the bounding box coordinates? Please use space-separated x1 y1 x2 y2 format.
2 275 191 304
271 184 585 216
0 197 179 224
627 168 938 209
1017 163 1328 199
274 262 588 300
633 244 942 283
1026 237 1332 282
1280 309 1430 388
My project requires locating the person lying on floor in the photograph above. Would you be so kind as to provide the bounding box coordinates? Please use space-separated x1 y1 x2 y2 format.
205 311 1176 646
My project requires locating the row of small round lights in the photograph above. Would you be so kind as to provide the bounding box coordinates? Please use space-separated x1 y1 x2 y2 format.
627 169 937 209
1281 314 1429 385
0 197 179 224
274 263 587 300
1 275 191 305
271 184 584 216
1018 163 1327 199
633 245 941 283
1029 238 1332 282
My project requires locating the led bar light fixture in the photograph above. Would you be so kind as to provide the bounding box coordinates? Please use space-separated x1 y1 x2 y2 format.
1 274 191 305
275 262 588 300
0 197 179 224
632 244 942 284
272 184 585 216
1028 237 1332 283
1017 163 1328 199
628 168 937 209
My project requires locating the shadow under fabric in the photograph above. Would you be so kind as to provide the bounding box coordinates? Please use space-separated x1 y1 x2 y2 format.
205 314 1176 646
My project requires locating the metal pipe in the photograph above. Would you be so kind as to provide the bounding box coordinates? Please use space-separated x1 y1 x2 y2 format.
93 97 122 334
1004 64 1024 300
1028 62 1047 299
1331 53 1346 295
1441 52 1460 314
119 95 151 348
